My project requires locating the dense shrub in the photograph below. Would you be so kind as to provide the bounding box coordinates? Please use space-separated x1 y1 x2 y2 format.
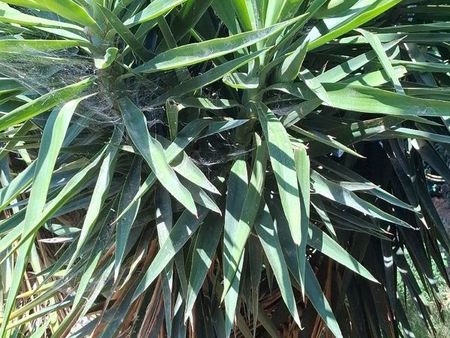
0 1 449 337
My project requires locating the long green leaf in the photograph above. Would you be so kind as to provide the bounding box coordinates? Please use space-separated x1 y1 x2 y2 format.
317 39 400 83
0 3 82 30
290 125 363 158
124 0 187 26
0 78 94 131
274 82 450 118
255 204 301 326
150 50 267 106
0 148 107 254
311 170 412 228
0 162 35 213
67 127 123 269
114 157 142 281
224 252 243 338
356 29 404 94
136 17 298 73
0 39 85 52
184 214 222 320
40 0 98 28
98 6 152 61
222 134 268 298
305 262 343 338
172 153 220 195
308 0 401 50
294 144 309 296
276 36 308 82
119 97 197 215
223 158 248 337
155 188 174 337
308 224 378 282
0 98 80 336
131 208 208 301
271 195 343 338
113 119 209 223
255 102 302 244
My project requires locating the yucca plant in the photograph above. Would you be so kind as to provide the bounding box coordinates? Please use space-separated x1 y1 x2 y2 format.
1 0 450 337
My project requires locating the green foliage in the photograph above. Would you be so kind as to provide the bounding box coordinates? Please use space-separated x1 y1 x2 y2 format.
0 1 449 337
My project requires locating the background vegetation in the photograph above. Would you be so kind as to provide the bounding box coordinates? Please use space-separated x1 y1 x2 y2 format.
0 0 450 337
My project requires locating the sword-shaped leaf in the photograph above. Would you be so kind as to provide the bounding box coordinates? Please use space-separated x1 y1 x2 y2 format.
256 102 302 244
119 97 197 215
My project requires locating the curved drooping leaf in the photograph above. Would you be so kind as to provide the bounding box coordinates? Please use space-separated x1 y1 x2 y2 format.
308 224 378 282
0 78 94 131
119 97 197 215
311 170 413 228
